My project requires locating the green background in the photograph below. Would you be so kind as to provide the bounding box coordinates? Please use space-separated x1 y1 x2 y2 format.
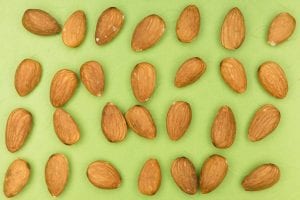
0 0 299 199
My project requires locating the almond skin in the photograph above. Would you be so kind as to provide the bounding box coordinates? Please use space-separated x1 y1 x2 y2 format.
199 154 228 193
242 163 280 191
176 5 200 42
131 14 166 51
22 9 61 35
258 61 288 99
138 159 161 195
101 102 127 142
95 7 124 45
6 108 32 153
4 159 30 198
221 7 245 50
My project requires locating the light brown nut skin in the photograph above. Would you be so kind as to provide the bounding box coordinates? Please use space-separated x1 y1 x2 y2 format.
138 159 161 195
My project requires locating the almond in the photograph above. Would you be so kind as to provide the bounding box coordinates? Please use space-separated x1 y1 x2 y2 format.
125 105 156 139
6 108 32 153
50 69 78 107
87 161 121 189
220 58 247 93
62 10 86 47
199 154 228 193
101 102 127 142
242 163 280 191
15 59 42 96
176 5 200 42
131 14 165 51
45 153 69 197
221 7 245 50
138 159 161 195
258 61 288 99
4 159 30 198
268 12 296 46
95 7 124 45
166 101 192 140
175 57 206 88
22 9 61 35
171 157 197 194
80 61 105 96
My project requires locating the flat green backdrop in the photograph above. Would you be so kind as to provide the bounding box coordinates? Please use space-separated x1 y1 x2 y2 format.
0 0 299 199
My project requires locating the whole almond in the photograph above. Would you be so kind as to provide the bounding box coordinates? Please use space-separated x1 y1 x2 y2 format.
176 5 200 42
125 105 156 139
268 12 296 46
199 154 228 193
131 14 165 51
15 59 42 96
95 7 124 45
50 69 78 107
4 159 30 198
242 163 280 191
138 159 161 195
171 157 197 194
175 57 206 88
166 101 192 140
45 153 69 197
258 61 288 99
80 61 105 96
211 106 236 149
22 9 61 35
87 161 121 189
6 108 32 153
221 7 245 50
131 62 156 102
101 102 127 142
62 10 86 47
220 58 247 93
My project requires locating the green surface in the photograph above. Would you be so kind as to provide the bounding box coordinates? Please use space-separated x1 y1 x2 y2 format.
0 0 300 199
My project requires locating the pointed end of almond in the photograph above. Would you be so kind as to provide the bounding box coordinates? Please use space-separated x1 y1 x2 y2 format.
268 40 277 46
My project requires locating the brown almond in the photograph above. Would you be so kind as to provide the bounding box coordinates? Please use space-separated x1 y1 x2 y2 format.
166 101 192 140
220 58 247 93
138 159 161 195
22 9 61 35
268 12 296 46
242 163 280 191
15 59 42 96
6 108 32 153
80 61 105 96
50 69 78 107
221 7 245 50
95 7 124 45
258 61 288 99
4 159 30 198
171 157 197 195
45 153 69 197
199 154 228 193
101 102 127 142
176 5 200 42
131 14 165 51
125 105 156 139
87 161 121 189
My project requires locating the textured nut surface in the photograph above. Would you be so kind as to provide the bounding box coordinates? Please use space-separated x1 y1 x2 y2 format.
138 159 161 195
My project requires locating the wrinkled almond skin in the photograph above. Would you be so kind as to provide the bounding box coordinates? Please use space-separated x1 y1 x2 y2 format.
258 61 288 99
199 154 228 193
87 161 121 189
80 61 105 96
242 163 280 191
138 159 161 195
22 9 61 35
176 5 200 42
221 7 245 50
6 108 32 153
95 7 124 45
131 14 165 51
101 102 127 142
